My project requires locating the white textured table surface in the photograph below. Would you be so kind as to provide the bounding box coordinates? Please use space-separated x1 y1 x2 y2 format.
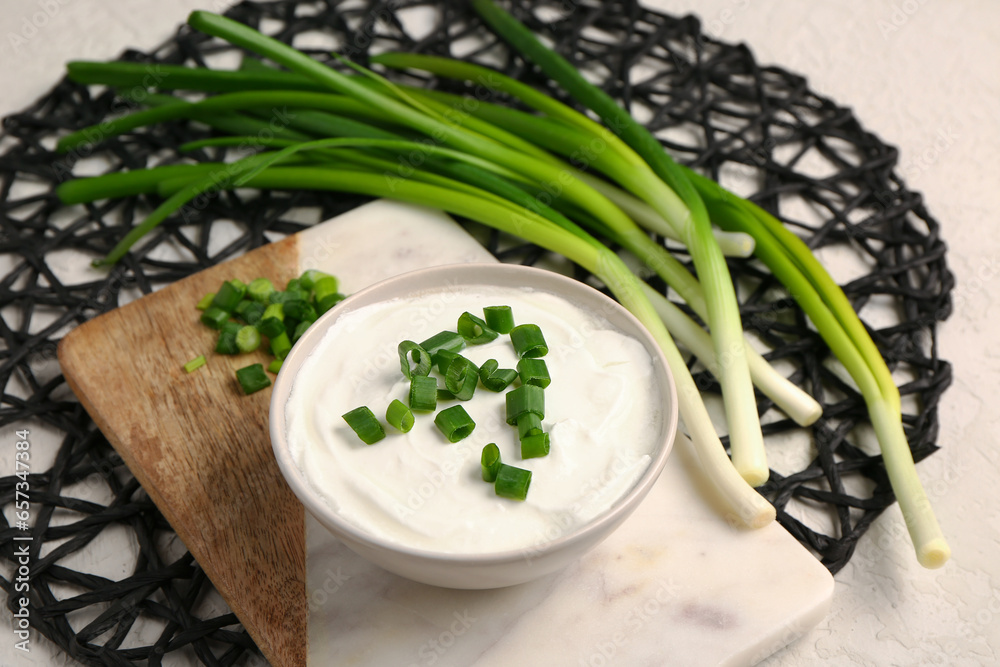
1 1 998 665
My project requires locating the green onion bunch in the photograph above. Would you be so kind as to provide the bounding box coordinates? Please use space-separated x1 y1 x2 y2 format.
56 1 947 567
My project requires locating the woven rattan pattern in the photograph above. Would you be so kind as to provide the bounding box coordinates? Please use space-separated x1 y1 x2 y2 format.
0 0 953 664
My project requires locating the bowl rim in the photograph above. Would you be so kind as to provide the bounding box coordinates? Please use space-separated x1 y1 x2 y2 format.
270 262 678 567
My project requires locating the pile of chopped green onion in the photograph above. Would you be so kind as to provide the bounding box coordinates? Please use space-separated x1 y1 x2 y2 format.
188 269 343 393
59 1 948 567
342 305 548 502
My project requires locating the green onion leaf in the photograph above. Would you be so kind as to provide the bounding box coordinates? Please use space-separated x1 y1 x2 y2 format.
457 312 498 344
495 464 531 501
342 406 385 444
316 292 346 315
235 325 261 353
434 405 476 443
236 363 271 395
479 358 519 392
247 277 274 303
196 292 215 311
283 299 317 323
516 412 543 441
267 358 283 374
300 269 334 290
509 324 548 358
385 398 415 433
520 432 550 459
409 374 438 412
444 355 479 401
481 443 502 482
211 280 246 313
215 330 239 355
505 384 544 425
398 340 432 379
270 331 292 360
312 275 339 301
237 301 267 327
419 330 466 357
516 358 550 388
291 320 311 343
483 305 514 334
259 316 285 339
433 349 460 375
200 306 230 330
183 355 206 373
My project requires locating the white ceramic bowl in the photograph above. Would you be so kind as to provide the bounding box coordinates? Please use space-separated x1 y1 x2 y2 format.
270 263 678 588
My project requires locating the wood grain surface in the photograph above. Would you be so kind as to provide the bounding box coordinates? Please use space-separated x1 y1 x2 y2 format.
58 236 306 667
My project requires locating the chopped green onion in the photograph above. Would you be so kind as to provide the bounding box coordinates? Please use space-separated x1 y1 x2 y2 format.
267 358 283 374
286 278 302 292
479 359 519 392
457 312 498 344
312 275 339 302
236 363 271 395
196 292 215 311
316 291 346 314
270 331 292 360
505 384 544 424
183 355 206 373
437 387 456 401
270 288 309 304
234 299 254 317
237 301 267 327
481 443 502 482
478 358 498 380
520 432 550 459
409 374 437 412
385 399 414 433
509 324 548 358
299 269 333 290
434 405 476 443
495 464 531 501
419 330 466 357
291 320 311 343
283 299 317 323
247 277 274 303
259 316 285 339
235 325 261 353
444 355 479 401
433 349 460 375
200 306 230 330
215 330 239 355
211 280 246 312
342 406 385 444
220 320 242 336
516 412 543 440
516 358 550 388
262 302 284 321
398 340 432 379
483 305 514 334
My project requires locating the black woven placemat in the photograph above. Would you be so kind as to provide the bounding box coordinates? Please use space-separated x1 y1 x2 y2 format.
0 0 953 664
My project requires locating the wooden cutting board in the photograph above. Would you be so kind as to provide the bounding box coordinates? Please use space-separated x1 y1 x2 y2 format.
59 200 833 667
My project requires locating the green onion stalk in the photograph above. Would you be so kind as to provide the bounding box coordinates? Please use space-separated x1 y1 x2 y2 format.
466 0 946 566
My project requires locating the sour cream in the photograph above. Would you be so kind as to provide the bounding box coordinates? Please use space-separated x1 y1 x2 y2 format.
285 286 663 555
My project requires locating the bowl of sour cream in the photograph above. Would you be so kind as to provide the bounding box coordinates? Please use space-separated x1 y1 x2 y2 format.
270 263 678 589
